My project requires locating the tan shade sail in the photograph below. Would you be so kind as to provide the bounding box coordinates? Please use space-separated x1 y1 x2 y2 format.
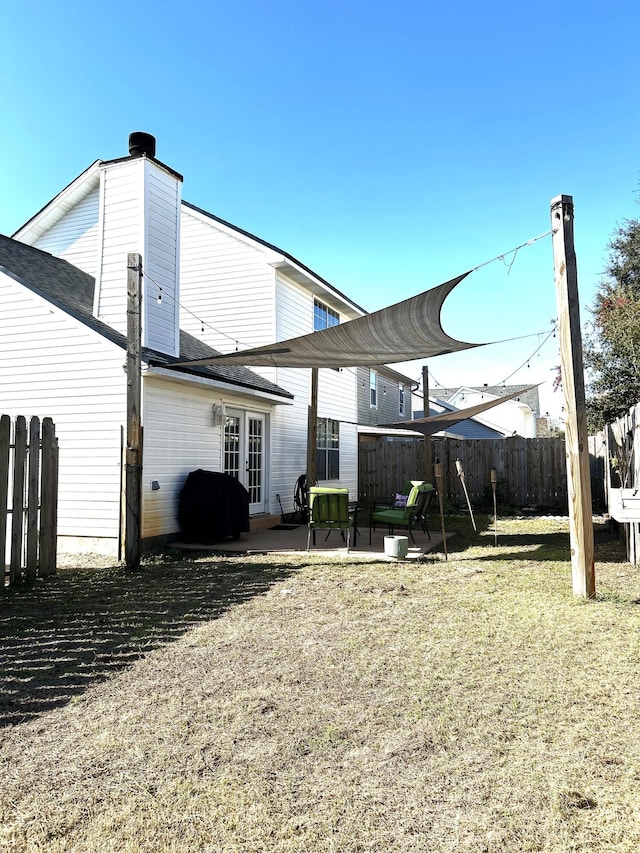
382 385 540 437
171 271 481 369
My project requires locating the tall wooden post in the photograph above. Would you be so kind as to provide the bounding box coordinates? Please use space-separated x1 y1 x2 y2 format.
125 253 143 570
422 365 433 482
306 367 318 487
551 195 595 598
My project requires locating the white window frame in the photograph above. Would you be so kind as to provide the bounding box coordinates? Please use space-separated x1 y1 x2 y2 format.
370 369 377 408
316 417 340 481
314 298 339 332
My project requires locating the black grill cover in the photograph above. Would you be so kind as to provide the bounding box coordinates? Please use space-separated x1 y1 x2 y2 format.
178 470 250 544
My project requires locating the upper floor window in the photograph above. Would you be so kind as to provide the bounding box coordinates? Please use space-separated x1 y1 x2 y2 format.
314 299 339 331
370 369 377 408
399 385 406 416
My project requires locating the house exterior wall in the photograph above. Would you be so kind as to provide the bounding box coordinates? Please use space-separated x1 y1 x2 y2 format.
179 208 276 355
0 271 126 555
447 389 536 438
142 374 282 537
357 366 413 426
95 158 181 356
274 272 358 500
28 183 101 277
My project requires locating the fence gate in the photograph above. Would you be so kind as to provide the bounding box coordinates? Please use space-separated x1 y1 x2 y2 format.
0 415 58 587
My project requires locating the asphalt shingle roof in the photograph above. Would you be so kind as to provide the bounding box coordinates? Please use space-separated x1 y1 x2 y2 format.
0 234 292 399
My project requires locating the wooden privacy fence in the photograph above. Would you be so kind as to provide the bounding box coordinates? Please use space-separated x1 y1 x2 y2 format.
1 415 58 586
359 435 568 511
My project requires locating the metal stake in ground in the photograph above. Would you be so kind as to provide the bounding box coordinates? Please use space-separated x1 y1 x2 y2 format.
434 462 448 560
456 458 476 532
491 468 498 546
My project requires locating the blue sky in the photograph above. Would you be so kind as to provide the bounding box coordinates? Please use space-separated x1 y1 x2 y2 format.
2 0 639 419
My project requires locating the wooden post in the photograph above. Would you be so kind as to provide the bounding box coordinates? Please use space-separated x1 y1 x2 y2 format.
422 365 433 483
551 195 595 598
26 416 40 580
307 367 318 487
10 416 27 584
434 462 448 559
125 253 143 571
0 415 10 581
491 468 498 546
39 417 58 577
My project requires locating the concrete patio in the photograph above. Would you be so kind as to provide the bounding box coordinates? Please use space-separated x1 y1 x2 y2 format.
174 518 448 560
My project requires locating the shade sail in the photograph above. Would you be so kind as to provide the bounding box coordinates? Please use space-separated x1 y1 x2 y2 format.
382 385 540 437
171 271 481 369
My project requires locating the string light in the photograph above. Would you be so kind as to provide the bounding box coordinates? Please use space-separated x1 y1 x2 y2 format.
142 269 254 350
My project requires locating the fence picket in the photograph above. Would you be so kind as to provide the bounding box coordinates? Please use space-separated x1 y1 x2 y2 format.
0 416 9 582
26 417 40 581
10 416 27 585
39 418 58 578
1 414 58 587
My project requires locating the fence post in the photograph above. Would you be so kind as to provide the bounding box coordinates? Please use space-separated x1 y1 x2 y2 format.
26 416 41 581
39 418 58 577
0 415 9 583
10 417 27 585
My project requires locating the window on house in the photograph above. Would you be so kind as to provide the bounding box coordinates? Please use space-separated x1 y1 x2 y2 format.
370 369 377 408
399 385 405 416
316 418 339 480
314 299 339 331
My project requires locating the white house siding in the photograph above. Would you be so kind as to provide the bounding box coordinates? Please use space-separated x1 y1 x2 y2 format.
94 159 142 338
268 275 310 511
29 185 101 277
95 159 181 356
272 273 358 502
0 273 126 554
179 209 276 354
141 375 276 538
142 164 180 356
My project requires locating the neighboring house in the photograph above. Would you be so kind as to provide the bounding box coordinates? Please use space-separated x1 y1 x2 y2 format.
357 364 415 427
1 133 373 555
434 384 540 438
413 400 507 439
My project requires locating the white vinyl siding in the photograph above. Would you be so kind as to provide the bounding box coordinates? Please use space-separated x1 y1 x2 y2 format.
0 272 126 552
179 209 275 356
143 165 181 356
142 376 275 536
273 274 357 499
142 377 223 539
94 160 142 337
30 185 101 277
270 275 311 511
95 158 180 355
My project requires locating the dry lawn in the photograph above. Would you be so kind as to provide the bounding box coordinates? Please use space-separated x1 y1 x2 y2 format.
1 517 640 852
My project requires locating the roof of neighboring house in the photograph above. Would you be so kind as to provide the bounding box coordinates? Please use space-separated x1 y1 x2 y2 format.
413 400 507 439
0 234 293 400
436 384 540 416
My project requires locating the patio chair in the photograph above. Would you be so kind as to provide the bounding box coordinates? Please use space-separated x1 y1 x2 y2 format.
373 479 426 511
307 487 355 552
369 483 434 545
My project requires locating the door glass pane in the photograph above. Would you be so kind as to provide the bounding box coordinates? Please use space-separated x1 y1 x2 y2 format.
224 416 240 478
247 417 263 504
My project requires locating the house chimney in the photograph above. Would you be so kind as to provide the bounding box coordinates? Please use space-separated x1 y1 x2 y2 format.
94 135 183 356
128 132 156 159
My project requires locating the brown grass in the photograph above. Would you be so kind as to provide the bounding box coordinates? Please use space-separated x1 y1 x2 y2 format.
1 517 640 852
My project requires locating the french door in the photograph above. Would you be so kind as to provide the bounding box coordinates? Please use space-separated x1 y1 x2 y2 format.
223 411 266 514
